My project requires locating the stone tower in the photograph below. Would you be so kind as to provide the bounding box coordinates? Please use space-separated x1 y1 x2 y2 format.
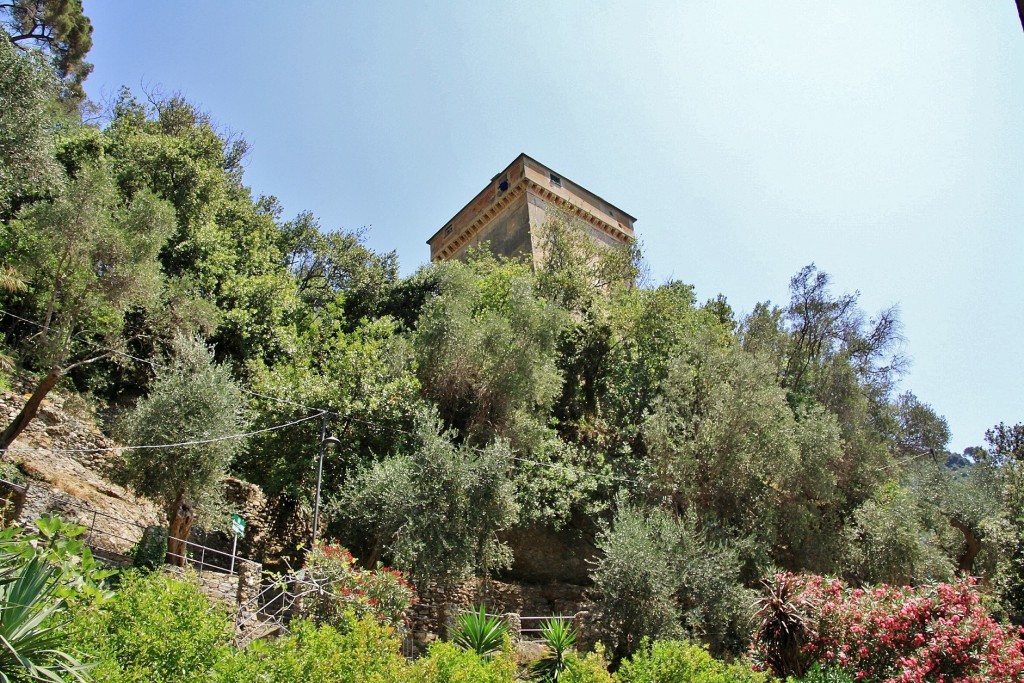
427 154 636 263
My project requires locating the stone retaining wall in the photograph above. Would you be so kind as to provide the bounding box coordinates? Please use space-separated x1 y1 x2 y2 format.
165 558 262 609
407 577 594 650
1 389 164 541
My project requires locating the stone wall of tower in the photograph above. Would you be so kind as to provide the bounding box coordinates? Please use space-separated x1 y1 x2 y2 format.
444 194 532 262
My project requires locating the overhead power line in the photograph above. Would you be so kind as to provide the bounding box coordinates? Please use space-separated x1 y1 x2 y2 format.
0 309 318 412
2 412 324 454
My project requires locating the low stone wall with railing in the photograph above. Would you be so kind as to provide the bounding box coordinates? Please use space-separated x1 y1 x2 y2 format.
406 577 595 651
166 558 262 607
12 481 264 613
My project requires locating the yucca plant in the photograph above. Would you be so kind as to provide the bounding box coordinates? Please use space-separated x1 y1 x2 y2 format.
0 557 90 682
449 604 509 658
533 617 577 682
752 574 811 678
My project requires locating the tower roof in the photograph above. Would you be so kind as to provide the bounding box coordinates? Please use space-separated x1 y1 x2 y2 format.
428 154 636 262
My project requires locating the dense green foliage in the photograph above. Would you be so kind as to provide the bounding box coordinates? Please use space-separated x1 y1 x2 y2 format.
3 518 1016 683
337 407 519 582
591 499 752 659
0 517 112 682
1 0 93 103
0 35 63 217
214 617 407 683
69 570 233 683
616 640 769 683
6 160 174 366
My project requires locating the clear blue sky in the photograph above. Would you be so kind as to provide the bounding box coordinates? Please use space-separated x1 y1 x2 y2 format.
83 1 1024 453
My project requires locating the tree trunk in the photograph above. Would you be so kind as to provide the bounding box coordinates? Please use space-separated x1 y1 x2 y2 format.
166 490 195 567
950 517 981 576
366 539 381 569
0 366 62 455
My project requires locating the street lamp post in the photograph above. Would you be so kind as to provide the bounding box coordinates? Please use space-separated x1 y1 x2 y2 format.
312 413 341 547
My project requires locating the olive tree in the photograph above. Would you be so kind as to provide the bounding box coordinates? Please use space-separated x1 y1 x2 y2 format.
116 335 247 565
590 497 752 660
337 406 519 585
412 255 567 446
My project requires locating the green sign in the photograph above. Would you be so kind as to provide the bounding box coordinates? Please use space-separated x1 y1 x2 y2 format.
231 514 246 538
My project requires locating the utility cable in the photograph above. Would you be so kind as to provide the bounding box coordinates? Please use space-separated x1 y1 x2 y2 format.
2 411 324 454
0 309 331 413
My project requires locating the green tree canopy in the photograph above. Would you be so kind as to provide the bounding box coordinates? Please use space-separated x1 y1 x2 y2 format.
0 36 63 217
7 163 174 364
115 335 248 564
1 162 175 452
2 0 93 103
413 254 567 446
337 407 519 585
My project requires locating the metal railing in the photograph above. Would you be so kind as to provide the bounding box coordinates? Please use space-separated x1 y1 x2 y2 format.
165 536 243 576
41 497 244 576
234 572 419 650
518 614 572 639
234 573 333 647
454 608 573 640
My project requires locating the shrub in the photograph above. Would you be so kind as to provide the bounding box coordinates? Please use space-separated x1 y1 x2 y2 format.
560 646 614 683
214 616 405 683
751 573 1024 682
0 515 114 606
302 540 416 630
616 639 769 683
67 570 232 682
0 458 23 484
405 641 518 683
590 501 683 659
843 483 953 585
132 525 168 571
591 500 753 660
751 574 811 678
788 663 854 683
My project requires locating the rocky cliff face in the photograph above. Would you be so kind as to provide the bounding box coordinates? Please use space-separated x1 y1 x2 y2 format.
1 388 162 549
0 386 305 568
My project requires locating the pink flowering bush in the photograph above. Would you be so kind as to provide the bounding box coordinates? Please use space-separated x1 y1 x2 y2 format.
302 540 416 630
752 573 1024 683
